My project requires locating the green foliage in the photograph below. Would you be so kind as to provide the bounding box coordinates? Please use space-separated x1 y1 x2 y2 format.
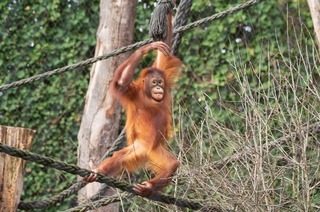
0 0 98 210
176 0 289 121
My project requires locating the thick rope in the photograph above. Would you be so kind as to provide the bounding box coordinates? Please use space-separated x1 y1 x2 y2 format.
149 0 174 41
0 0 264 92
18 181 87 209
172 0 193 55
17 129 126 209
15 119 318 210
173 0 263 34
17 120 319 211
64 194 132 212
0 142 219 211
0 39 152 92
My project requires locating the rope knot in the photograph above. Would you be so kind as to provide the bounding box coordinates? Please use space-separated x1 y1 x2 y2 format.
158 0 174 8
149 0 175 41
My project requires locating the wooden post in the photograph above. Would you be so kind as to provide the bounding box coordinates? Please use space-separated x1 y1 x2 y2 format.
0 125 35 212
307 0 320 51
77 1 137 211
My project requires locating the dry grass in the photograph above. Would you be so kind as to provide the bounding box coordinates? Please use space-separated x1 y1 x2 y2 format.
169 31 320 211
120 21 320 212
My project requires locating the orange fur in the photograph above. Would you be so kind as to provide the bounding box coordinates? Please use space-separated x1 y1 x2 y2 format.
85 3 181 197
90 42 182 197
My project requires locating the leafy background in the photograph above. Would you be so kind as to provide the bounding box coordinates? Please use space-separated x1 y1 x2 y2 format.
0 0 319 211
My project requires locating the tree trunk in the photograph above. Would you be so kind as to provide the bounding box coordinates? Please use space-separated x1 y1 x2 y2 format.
307 0 320 50
77 0 137 211
0 125 35 212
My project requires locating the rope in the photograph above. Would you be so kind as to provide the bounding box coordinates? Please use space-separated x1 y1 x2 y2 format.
18 181 86 210
17 129 126 209
64 194 132 212
15 116 319 211
0 142 219 211
0 0 264 92
173 0 264 34
0 39 152 92
149 0 174 41
172 0 193 55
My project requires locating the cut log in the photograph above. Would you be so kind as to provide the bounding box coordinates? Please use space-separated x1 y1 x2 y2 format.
0 125 35 212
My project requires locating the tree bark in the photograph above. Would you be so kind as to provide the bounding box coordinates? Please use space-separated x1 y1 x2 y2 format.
307 0 320 50
77 0 137 211
0 125 35 212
